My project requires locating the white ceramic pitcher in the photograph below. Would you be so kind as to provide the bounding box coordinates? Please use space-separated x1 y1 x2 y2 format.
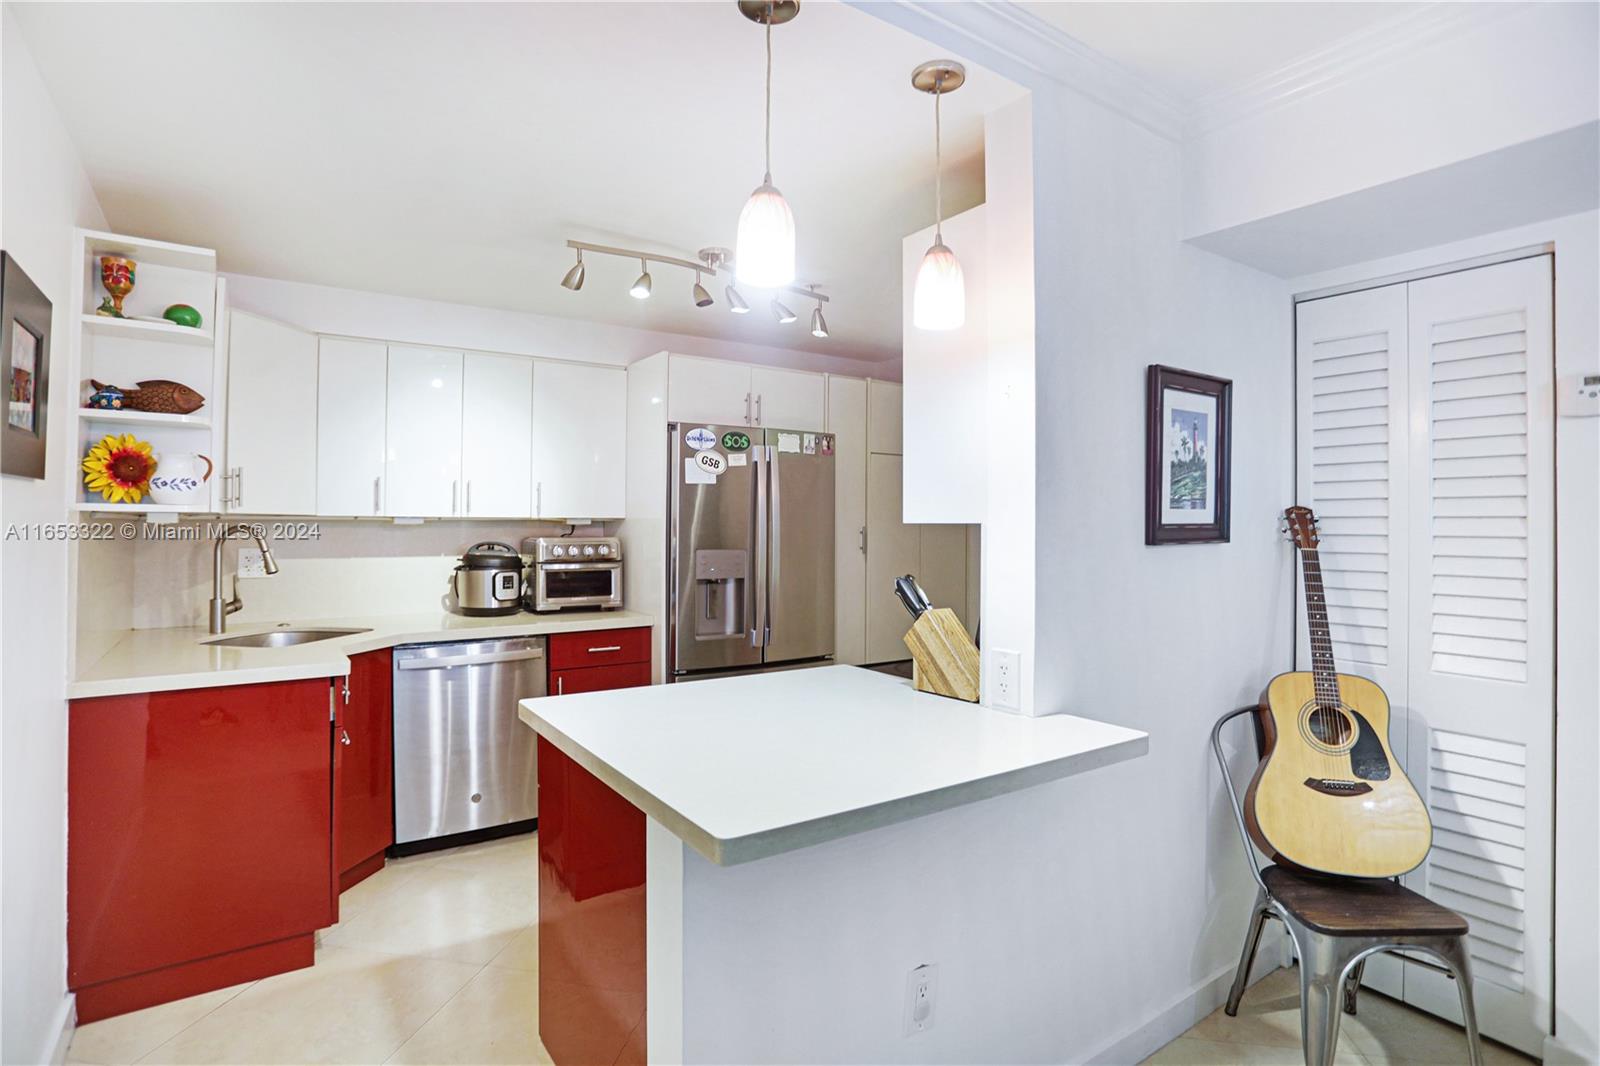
149 452 213 506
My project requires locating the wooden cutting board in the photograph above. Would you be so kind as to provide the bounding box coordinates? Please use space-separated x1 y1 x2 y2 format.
903 608 980 703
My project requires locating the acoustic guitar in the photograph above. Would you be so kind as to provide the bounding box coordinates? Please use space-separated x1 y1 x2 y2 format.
1244 506 1432 879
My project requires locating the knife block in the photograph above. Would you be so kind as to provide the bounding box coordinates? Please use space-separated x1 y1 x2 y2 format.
903 608 981 703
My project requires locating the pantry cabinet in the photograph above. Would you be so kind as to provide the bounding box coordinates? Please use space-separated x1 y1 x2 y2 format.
531 361 627 519
385 345 464 517
226 311 318 515
316 337 388 516
462 353 533 517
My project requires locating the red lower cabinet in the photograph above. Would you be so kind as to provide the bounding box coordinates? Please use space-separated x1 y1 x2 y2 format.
68 677 335 1022
337 649 393 890
539 630 651 1065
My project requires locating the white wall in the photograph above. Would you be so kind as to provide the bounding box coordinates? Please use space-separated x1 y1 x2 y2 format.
0 9 109 1062
1287 212 1600 1065
223 273 899 381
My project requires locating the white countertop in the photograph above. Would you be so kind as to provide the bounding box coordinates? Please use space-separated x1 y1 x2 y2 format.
69 610 654 699
519 664 1149 866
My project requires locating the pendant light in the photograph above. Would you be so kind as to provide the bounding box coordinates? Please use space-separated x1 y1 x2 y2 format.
911 60 966 332
735 1 798 288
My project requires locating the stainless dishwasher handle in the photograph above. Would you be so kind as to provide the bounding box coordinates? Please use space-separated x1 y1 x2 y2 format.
396 647 545 670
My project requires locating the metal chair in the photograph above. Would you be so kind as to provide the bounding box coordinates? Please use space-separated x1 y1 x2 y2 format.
1211 706 1483 1066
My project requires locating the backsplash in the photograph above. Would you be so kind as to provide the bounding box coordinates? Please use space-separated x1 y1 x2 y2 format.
78 519 609 638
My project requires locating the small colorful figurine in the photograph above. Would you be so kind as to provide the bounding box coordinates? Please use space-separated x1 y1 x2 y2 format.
98 256 136 317
162 304 203 329
86 383 125 410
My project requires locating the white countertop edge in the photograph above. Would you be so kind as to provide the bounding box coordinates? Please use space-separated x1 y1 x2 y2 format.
519 701 1150 867
68 611 653 700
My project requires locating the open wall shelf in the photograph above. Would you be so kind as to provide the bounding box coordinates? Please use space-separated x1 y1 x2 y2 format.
81 313 213 347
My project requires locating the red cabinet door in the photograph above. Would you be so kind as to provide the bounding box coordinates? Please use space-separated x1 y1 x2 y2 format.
550 660 651 696
68 678 333 991
547 627 651 671
337 648 393 886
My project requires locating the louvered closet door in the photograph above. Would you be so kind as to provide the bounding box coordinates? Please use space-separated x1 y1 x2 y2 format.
1294 284 1411 1000
1400 256 1553 1056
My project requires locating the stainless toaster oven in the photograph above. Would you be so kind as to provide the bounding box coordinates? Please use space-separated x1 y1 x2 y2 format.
525 536 622 612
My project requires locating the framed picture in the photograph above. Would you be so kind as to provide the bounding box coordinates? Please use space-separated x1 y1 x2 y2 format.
1 252 52 480
1145 364 1231 545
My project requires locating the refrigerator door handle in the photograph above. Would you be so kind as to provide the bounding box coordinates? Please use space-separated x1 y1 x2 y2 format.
751 444 768 647
766 443 779 646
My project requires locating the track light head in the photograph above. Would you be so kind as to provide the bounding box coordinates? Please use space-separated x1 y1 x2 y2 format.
560 250 585 291
726 286 750 314
810 306 829 338
630 259 652 300
772 298 797 324
692 273 714 308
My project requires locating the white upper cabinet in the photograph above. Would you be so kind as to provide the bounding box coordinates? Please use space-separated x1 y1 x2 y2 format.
226 311 318 515
385 345 464 517
667 355 752 426
531 361 627 520
461 353 532 518
316 337 388 517
750 365 825 430
867 379 903 455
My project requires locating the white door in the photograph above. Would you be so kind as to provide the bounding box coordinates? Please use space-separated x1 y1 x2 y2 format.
316 337 388 517
750 366 825 430
667 356 752 426
1399 257 1553 1056
461 353 532 518
1294 256 1555 1055
828 376 867 665
386 345 463 518
864 452 920 663
531 361 626 519
227 311 317 515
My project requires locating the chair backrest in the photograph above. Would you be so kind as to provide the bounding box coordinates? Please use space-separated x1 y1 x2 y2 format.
1211 706 1270 895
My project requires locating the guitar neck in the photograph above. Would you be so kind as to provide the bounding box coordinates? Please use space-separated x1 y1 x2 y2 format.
1299 547 1342 706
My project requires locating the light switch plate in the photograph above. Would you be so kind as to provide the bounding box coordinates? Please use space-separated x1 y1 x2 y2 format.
237 547 267 578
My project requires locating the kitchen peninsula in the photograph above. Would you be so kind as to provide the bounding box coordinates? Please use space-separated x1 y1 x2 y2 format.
520 665 1149 1064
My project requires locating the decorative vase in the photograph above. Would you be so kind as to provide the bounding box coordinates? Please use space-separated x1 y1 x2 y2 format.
148 452 213 506
163 304 202 329
98 256 136 317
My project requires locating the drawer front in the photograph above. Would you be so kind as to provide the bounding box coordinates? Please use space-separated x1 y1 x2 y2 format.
548 627 650 671
551 661 651 696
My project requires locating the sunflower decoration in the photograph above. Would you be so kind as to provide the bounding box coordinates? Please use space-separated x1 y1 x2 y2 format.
82 433 156 503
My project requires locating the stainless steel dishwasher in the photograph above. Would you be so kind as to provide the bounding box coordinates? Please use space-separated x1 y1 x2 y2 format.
392 636 545 845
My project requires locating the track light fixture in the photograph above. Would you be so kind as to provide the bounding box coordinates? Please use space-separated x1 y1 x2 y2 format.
726 285 750 314
808 287 828 338
560 249 585 291
911 59 967 332
771 298 797 324
692 272 714 308
629 259 652 300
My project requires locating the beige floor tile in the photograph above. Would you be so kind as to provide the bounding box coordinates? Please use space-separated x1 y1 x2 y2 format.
1142 1036 1368 1065
385 966 552 1065
134 946 479 1065
319 864 535 966
425 833 538 883
486 925 539 974
68 983 254 1065
1187 970 1305 1048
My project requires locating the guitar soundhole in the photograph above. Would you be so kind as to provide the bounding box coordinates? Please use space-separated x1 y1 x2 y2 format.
1297 701 1356 754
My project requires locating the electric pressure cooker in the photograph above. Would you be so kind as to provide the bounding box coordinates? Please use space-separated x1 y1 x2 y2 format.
452 541 524 616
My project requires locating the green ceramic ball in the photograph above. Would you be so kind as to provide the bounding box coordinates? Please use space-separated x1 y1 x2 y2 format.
163 304 202 329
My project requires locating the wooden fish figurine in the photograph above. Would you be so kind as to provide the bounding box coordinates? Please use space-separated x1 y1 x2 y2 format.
90 379 206 414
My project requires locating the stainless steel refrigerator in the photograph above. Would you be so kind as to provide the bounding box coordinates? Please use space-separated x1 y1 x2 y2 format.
669 423 835 679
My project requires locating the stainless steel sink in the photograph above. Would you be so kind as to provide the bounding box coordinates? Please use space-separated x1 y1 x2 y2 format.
202 627 371 648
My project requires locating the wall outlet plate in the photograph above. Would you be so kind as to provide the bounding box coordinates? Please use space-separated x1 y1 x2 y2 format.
236 547 267 578
989 648 1021 710
903 963 937 1035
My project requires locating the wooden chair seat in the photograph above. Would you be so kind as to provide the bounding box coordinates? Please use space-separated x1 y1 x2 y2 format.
1263 865 1470 937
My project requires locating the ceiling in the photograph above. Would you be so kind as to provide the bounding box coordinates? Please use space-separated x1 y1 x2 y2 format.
1019 2 1427 103
12 2 1025 363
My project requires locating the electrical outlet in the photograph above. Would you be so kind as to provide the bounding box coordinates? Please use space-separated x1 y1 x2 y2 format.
237 547 267 578
990 648 1021 710
903 963 937 1035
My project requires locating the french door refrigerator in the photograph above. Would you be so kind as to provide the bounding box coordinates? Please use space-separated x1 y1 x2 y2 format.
669 423 835 679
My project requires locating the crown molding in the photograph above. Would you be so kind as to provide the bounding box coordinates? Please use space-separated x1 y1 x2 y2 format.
1188 2 1527 137
861 1 1188 142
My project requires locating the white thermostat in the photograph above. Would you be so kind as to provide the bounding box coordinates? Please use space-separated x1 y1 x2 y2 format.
1559 372 1600 417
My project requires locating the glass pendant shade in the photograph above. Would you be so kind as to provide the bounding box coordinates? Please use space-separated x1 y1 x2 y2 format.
912 239 964 331
736 182 796 287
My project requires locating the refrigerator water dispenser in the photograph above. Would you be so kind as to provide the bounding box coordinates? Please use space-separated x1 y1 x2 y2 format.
694 549 747 638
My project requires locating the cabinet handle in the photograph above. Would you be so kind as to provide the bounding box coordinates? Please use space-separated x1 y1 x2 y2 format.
342 676 351 704
373 476 382 515
556 676 563 695
235 467 244 510
339 729 351 746
744 392 752 426
587 645 622 654
755 393 762 426
859 525 867 555
536 481 542 517
452 480 459 515
466 480 473 515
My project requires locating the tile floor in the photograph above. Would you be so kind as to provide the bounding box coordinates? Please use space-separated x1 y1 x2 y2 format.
69 832 1536 1066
